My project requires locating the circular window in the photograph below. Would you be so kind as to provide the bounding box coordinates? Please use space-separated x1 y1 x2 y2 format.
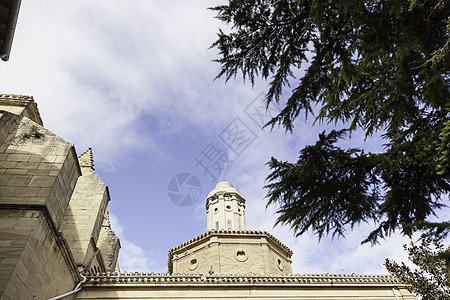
235 250 248 262
226 205 231 210
237 208 240 212
189 258 199 270
277 258 284 271
213 207 218 213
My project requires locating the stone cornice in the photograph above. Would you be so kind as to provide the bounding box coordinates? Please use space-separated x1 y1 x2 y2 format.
168 230 293 256
0 94 43 125
84 272 405 287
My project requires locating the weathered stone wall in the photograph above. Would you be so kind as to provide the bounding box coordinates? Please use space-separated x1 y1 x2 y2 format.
0 117 81 227
0 111 20 146
266 239 292 274
0 94 43 126
0 112 82 299
219 242 265 274
172 239 213 274
83 238 106 274
170 233 292 275
0 209 78 300
97 210 120 273
60 166 110 266
0 95 120 299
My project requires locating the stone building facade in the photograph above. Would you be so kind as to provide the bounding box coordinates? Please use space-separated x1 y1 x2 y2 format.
0 94 120 300
0 94 416 299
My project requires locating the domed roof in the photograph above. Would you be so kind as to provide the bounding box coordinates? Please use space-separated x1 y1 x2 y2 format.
207 180 244 199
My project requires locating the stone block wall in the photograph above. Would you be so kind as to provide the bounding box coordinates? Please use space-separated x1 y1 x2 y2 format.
0 96 83 299
97 210 120 272
172 240 213 275
266 239 292 274
83 238 105 274
0 117 81 227
0 209 78 300
0 95 120 299
0 95 43 126
219 243 263 274
60 165 110 267
0 111 19 146
170 232 293 275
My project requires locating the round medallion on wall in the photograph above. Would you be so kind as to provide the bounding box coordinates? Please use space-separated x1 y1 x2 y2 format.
189 257 199 270
235 250 248 262
277 258 284 271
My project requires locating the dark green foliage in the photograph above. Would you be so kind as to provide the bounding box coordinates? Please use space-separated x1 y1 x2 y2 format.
211 0 450 243
266 126 450 244
266 130 381 240
385 238 450 299
21 125 44 140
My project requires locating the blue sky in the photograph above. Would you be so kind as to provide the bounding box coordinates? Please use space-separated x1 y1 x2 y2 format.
1 0 447 274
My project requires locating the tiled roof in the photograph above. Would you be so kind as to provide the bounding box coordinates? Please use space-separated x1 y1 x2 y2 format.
169 230 293 255
84 272 404 286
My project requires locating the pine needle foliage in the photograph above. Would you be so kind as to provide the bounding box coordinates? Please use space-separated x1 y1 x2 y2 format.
385 238 450 299
211 0 450 244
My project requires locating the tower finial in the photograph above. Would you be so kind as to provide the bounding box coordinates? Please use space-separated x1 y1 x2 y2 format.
78 147 95 170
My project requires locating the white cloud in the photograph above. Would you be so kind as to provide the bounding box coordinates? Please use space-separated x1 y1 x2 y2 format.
1 0 242 170
118 241 160 273
109 213 165 273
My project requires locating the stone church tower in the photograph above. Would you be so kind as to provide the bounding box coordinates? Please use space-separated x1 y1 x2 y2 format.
169 180 293 275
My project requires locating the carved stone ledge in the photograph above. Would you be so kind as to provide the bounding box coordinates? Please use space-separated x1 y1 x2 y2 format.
0 94 43 125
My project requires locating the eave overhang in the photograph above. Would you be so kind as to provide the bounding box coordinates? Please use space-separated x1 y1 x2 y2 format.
0 0 21 61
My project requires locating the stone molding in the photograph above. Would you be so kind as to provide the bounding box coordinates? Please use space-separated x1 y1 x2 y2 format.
169 230 293 256
0 94 43 125
84 272 404 287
